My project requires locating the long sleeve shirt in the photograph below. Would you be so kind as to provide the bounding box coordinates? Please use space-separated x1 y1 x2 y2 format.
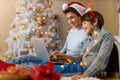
80 27 115 76
60 28 87 60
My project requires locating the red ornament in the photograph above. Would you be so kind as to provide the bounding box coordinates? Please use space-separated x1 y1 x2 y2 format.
30 61 61 80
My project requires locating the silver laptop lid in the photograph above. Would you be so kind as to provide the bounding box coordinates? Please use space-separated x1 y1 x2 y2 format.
30 38 50 61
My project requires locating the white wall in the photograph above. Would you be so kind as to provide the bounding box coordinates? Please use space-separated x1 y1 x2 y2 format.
0 0 16 54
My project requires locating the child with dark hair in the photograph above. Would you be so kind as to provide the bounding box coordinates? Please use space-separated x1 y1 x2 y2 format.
71 11 115 79
50 1 87 62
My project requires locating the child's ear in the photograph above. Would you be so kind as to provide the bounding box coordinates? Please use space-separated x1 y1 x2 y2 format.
93 18 98 26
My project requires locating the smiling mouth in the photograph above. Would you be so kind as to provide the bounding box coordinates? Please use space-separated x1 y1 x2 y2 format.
71 24 74 26
84 28 87 30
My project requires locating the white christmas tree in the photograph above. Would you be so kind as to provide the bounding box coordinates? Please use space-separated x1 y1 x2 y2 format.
4 0 61 60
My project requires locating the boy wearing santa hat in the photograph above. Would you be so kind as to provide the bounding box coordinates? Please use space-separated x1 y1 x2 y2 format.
50 1 87 64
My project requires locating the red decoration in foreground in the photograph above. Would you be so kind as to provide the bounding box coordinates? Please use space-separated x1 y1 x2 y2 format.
0 60 15 71
30 61 61 80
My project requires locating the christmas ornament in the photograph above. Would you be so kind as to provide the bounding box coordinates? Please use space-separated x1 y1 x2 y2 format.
36 21 45 27
36 16 42 21
37 7 44 13
42 16 46 20
28 7 33 11
13 37 17 41
50 27 57 32
47 4 53 9
30 61 61 80
17 34 22 39
21 23 26 30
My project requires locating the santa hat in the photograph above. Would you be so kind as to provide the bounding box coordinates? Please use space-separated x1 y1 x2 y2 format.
62 2 86 16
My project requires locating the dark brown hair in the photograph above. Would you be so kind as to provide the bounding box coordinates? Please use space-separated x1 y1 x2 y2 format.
81 11 104 29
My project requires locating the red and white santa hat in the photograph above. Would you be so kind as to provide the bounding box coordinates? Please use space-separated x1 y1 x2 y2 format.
62 2 86 16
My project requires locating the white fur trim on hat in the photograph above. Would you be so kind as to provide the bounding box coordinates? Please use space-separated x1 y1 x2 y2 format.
62 2 86 16
85 8 91 13
62 3 68 11
69 4 86 16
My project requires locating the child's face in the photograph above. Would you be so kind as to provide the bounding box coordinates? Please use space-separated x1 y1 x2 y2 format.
82 21 94 35
66 12 82 28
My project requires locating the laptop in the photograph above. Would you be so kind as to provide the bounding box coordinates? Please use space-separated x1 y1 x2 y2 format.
30 38 64 65
30 38 50 61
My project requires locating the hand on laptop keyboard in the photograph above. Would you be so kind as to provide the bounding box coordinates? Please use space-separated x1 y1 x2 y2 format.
49 51 72 64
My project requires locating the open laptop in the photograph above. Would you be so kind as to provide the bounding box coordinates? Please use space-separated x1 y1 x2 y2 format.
30 38 64 65
30 38 50 61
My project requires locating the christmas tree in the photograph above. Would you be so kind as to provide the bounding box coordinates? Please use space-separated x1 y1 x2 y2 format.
4 0 61 60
